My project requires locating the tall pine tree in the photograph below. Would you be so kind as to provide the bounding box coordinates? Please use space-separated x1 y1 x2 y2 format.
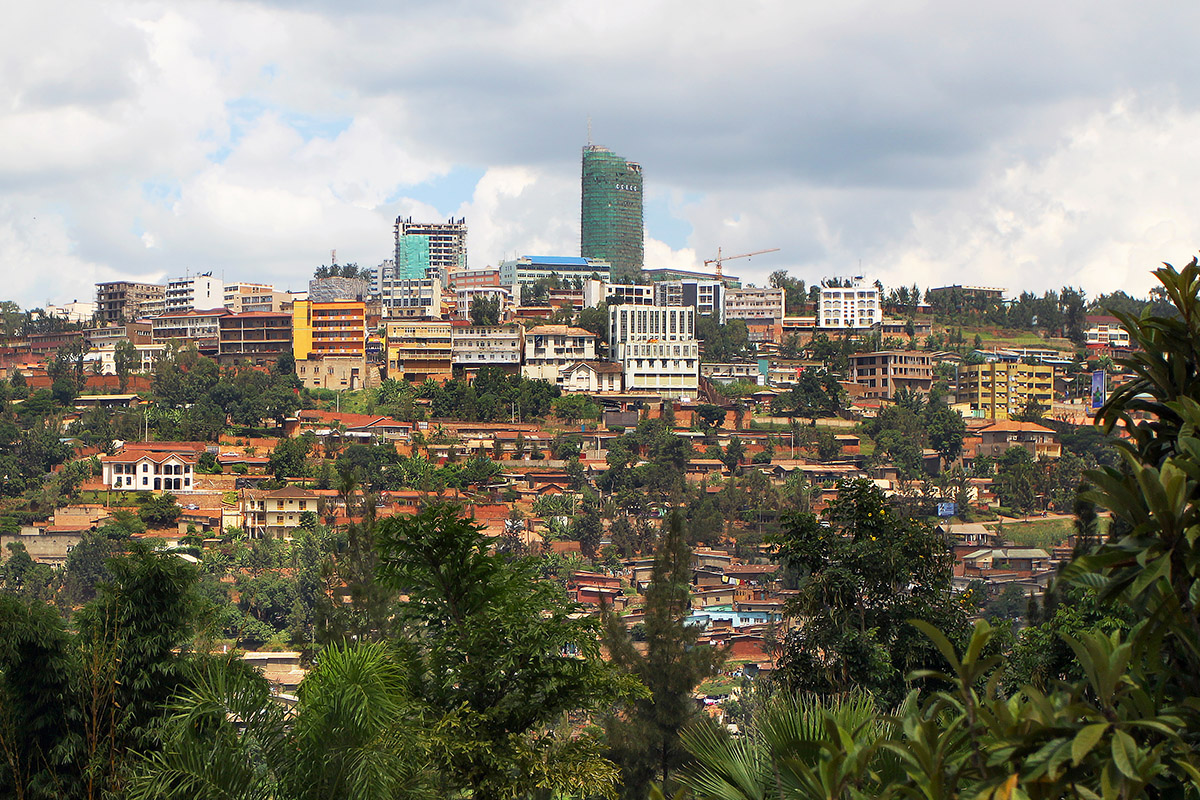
602 512 723 798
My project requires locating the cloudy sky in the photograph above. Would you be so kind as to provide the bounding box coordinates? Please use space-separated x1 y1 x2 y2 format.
4 0 1200 308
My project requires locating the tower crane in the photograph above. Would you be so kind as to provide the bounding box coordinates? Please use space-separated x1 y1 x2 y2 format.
704 247 780 281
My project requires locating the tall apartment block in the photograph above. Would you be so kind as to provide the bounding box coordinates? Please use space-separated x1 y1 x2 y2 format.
95 282 165 325
393 217 468 282
581 144 643 281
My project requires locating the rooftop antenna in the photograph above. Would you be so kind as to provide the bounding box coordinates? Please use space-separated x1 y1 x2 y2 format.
331 249 337 266
587 116 592 146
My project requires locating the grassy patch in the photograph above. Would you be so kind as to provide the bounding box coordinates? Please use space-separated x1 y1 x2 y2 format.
992 517 1100 549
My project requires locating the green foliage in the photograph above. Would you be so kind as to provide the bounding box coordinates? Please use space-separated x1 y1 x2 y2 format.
603 513 723 798
139 491 182 527
376 502 628 798
422 368 560 422
769 368 844 417
469 294 502 325
553 394 601 425
696 317 753 363
773 479 967 705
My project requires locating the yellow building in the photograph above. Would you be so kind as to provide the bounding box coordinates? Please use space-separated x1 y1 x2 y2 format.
958 361 1055 420
291 300 367 359
385 320 453 381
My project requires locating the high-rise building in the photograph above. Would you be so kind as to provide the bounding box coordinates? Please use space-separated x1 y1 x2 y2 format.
393 217 468 281
581 145 643 281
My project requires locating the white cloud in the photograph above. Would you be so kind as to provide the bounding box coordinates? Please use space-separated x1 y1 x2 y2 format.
5 1 1200 306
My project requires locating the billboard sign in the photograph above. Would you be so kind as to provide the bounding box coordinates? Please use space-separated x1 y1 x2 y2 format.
1091 370 1107 410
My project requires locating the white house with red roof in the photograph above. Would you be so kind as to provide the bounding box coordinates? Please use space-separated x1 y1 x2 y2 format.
100 448 199 492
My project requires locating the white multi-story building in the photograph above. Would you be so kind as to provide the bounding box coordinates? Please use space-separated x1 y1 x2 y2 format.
653 279 725 322
379 276 443 318
608 305 700 400
818 277 881 330
725 287 785 321
521 325 599 383
164 273 223 314
499 256 612 304
452 325 522 376
1084 315 1132 350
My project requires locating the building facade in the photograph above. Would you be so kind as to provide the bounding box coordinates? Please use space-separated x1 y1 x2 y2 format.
385 320 453 381
217 312 293 364
522 325 598 383
581 144 643 281
100 449 197 493
151 309 229 352
393 217 468 281
378 276 443 318
95 282 165 324
848 351 934 399
447 266 501 290
164 274 223 314
608 305 700 400
291 300 367 359
452 325 522 377
499 256 612 304
725 287 785 321
958 361 1056 420
818 278 882 329
654 279 725 322
224 282 292 314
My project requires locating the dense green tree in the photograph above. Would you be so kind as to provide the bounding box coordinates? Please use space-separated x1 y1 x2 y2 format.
138 492 181 527
375 503 627 799
0 595 81 799
773 479 966 704
602 512 723 798
468 295 502 325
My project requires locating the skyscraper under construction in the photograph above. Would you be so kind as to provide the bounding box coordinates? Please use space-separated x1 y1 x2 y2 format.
581 144 643 281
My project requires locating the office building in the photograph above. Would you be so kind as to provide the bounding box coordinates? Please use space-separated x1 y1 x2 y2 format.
818 277 882 330
499 256 611 304
654 279 725 322
582 280 655 308
151 309 229 354
848 351 934 400
164 273 223 314
292 300 367 360
958 361 1056 420
217 312 293 365
385 320 454 381
95 282 165 324
448 266 501 290
607 305 700 400
581 144 643 280
394 217 468 281
378 276 443 318
725 287 785 322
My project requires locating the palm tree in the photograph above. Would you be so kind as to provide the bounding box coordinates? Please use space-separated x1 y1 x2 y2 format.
127 644 439 800
677 691 901 800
